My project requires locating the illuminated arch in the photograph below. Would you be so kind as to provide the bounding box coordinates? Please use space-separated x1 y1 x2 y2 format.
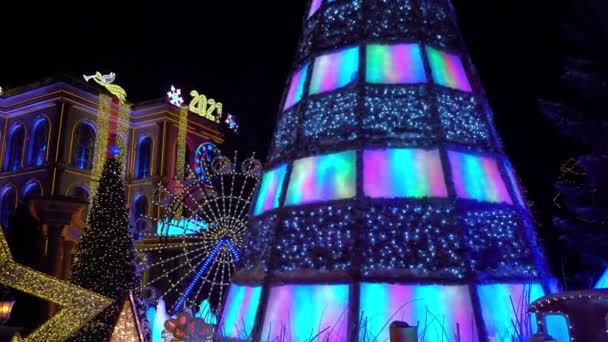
29 115 51 167
136 136 153 179
66 184 90 202
69 120 97 170
132 193 150 239
0 184 18 228
23 179 44 200
3 121 27 171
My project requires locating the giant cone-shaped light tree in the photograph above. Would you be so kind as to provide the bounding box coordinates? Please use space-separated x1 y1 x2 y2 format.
219 1 553 341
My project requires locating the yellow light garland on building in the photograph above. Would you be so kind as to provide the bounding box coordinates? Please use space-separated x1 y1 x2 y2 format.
89 94 111 200
0 229 112 342
175 106 188 182
89 94 132 200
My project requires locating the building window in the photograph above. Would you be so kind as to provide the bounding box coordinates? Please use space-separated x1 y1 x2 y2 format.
29 117 49 167
137 137 152 179
68 185 90 202
23 181 42 201
133 195 148 239
71 122 96 170
0 186 17 228
3 124 25 171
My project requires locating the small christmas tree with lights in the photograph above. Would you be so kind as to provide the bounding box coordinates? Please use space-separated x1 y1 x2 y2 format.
68 157 149 341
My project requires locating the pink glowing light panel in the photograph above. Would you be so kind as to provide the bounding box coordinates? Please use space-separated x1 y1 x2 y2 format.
448 151 513 204
284 150 356 206
308 0 323 18
253 164 287 216
219 284 262 339
283 64 309 110
426 46 472 91
477 283 545 342
363 148 448 199
309 47 359 95
359 283 479 342
262 284 349 341
366 43 426 84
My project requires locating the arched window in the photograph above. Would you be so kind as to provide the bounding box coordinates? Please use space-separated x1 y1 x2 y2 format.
133 195 148 239
137 137 152 179
29 118 49 167
3 124 25 171
0 186 17 228
23 181 42 201
71 122 96 170
68 185 90 202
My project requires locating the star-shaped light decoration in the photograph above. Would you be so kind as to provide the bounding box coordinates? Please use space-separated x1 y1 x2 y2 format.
167 85 184 107
0 229 112 341
225 114 239 133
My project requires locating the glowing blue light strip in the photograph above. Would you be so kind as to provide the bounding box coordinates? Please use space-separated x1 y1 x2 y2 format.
595 267 608 289
170 237 241 314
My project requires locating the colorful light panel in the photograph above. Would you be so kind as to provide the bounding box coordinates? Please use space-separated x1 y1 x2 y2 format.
309 47 359 95
366 43 426 84
426 46 472 91
253 164 288 216
262 284 349 341
544 314 571 342
595 267 608 289
219 284 262 339
363 149 447 198
283 64 309 110
359 283 478 342
504 160 526 207
285 150 356 206
308 0 323 18
477 283 545 342
448 151 513 204
157 218 208 236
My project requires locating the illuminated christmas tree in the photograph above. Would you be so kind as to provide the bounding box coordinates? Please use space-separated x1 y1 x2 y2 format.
68 158 149 341
219 1 553 341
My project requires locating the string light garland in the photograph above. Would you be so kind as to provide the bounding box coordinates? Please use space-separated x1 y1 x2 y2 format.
175 106 189 182
0 229 111 342
529 289 608 341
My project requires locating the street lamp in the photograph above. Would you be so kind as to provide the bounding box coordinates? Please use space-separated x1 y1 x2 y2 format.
0 299 15 325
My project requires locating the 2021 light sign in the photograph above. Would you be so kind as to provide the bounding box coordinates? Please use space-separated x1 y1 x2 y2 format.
166 86 224 124
188 90 222 123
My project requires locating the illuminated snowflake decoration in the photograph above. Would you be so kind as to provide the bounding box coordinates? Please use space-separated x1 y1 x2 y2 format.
167 85 184 107
225 114 239 133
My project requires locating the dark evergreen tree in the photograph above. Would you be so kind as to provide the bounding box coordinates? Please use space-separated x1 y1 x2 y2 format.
68 157 150 341
539 57 608 289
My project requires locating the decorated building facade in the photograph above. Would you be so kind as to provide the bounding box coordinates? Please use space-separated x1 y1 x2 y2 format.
0 77 223 279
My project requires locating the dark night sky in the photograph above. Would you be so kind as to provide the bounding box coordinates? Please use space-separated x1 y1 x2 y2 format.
2 0 600 272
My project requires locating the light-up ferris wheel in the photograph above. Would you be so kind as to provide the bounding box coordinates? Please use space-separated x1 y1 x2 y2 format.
139 148 261 317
